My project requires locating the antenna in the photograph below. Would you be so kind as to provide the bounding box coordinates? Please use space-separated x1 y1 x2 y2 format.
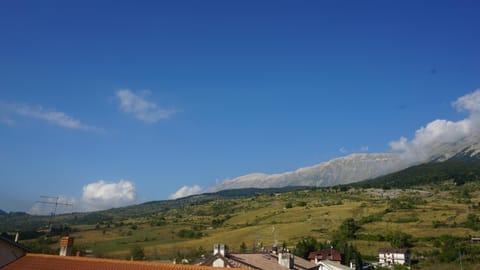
35 195 73 235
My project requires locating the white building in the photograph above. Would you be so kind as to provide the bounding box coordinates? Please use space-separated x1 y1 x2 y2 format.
378 248 410 266
317 260 352 270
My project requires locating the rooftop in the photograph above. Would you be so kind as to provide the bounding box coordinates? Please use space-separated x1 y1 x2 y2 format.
201 252 316 270
1 253 239 270
307 249 343 262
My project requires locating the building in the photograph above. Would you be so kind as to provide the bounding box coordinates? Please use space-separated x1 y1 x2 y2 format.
307 249 343 264
317 260 352 270
378 248 410 266
201 244 318 270
1 237 243 270
2 253 241 270
59 236 74 256
0 235 29 267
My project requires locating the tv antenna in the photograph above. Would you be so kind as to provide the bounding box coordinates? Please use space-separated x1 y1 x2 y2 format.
35 195 73 234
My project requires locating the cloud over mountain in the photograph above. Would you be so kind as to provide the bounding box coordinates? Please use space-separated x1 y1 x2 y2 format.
81 180 136 211
390 89 480 163
453 89 480 113
169 185 203 199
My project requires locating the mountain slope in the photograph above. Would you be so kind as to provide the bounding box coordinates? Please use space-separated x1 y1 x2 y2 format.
444 144 480 162
354 147 480 188
353 158 480 189
209 153 407 191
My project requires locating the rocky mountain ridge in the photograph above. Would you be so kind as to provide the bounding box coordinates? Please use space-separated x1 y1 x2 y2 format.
210 139 480 191
209 153 407 191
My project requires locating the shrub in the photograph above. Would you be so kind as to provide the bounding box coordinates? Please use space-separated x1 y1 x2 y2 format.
297 201 307 207
129 245 145 260
177 229 203 239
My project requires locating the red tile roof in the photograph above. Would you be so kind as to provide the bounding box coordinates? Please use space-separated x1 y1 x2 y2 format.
307 249 343 262
1 253 239 270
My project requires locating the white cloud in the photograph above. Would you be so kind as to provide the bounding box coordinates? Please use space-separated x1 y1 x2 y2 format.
453 89 480 112
0 102 103 132
360 146 369 152
116 89 176 123
81 180 136 211
390 137 408 152
339 147 348 154
169 185 203 200
390 89 480 163
28 195 76 216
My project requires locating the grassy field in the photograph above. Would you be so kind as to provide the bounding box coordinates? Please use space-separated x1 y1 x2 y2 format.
18 180 480 268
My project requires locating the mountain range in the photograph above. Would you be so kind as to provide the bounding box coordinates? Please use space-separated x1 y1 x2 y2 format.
209 139 480 191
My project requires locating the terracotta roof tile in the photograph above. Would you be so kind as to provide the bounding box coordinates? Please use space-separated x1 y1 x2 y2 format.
307 249 343 262
1 253 242 270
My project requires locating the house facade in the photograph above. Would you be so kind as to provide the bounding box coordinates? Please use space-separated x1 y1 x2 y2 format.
378 248 410 266
317 260 352 270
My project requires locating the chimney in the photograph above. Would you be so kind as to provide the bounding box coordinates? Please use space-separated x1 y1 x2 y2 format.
278 250 294 269
213 244 228 256
59 236 74 256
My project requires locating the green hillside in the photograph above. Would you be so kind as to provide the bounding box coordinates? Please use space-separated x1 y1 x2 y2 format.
3 161 480 269
2 180 480 269
353 160 480 189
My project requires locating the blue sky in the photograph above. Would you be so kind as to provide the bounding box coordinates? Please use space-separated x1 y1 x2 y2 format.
1 1 479 213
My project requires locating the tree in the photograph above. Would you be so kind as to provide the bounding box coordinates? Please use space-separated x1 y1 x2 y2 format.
240 242 247 253
297 201 307 207
464 213 480 230
434 235 466 263
293 236 318 259
130 245 145 261
337 218 360 240
342 243 363 270
388 231 412 248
